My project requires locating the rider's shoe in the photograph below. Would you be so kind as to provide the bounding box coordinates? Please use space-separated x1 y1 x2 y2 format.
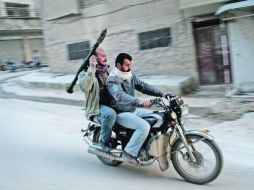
100 143 112 152
86 115 100 124
122 151 138 164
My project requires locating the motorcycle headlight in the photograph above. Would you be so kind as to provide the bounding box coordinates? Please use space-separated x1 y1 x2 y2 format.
181 104 189 117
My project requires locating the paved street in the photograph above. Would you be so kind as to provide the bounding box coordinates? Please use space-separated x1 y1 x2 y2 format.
0 98 254 190
1 0 254 189
0 71 254 190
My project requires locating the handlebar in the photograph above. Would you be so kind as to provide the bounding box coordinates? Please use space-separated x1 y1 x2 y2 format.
138 96 180 108
150 98 162 105
138 98 162 107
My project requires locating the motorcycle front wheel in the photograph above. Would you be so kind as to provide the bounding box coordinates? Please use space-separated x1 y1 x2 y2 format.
172 134 223 184
93 129 123 167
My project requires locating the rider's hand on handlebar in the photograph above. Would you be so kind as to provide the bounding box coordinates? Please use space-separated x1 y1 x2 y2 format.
138 99 152 107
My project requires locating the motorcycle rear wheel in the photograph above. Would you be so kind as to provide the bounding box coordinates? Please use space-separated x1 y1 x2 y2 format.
93 129 123 167
172 134 223 184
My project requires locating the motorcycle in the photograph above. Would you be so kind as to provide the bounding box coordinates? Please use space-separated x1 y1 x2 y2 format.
81 96 223 184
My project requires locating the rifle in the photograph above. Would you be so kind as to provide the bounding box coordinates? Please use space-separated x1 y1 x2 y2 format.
66 29 107 94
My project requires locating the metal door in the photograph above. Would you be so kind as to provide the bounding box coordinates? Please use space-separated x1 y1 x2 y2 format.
0 39 24 64
194 21 231 85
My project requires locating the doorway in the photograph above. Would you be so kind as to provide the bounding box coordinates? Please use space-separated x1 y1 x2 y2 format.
193 20 232 85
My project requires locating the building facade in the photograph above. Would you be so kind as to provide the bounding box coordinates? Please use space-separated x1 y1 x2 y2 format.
216 0 254 93
41 0 241 88
0 0 45 65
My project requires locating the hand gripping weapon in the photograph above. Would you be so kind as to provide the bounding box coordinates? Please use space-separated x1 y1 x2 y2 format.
66 29 107 94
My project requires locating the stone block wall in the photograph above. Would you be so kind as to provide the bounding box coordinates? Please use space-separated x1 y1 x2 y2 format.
41 0 198 80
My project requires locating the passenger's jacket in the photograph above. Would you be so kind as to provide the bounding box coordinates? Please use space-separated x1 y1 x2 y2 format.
107 73 163 112
79 67 100 116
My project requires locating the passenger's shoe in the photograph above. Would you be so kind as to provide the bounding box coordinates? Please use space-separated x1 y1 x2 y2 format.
122 151 138 164
100 143 112 152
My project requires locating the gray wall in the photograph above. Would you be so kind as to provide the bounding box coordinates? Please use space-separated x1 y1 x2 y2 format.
227 12 254 91
29 37 46 63
41 0 198 79
0 0 45 65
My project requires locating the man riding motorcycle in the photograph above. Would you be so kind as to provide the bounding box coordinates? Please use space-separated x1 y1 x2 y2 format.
106 53 170 164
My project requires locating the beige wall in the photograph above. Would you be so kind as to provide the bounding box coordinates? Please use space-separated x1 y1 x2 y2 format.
180 0 230 18
0 18 41 30
42 0 199 80
0 0 45 64
0 0 34 4
227 11 254 91
180 0 229 9
42 0 80 21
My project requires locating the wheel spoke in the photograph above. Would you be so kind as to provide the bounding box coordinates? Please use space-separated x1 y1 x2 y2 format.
172 135 223 184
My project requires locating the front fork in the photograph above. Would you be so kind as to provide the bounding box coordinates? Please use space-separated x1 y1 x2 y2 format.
176 123 197 163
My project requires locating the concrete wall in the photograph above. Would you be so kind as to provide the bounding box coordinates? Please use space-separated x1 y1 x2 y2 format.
0 0 34 4
43 0 80 21
179 0 230 18
0 18 41 30
180 0 229 9
227 12 254 92
0 0 45 64
41 0 198 81
0 32 45 64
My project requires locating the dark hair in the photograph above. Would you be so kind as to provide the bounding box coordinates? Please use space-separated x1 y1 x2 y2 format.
115 53 132 66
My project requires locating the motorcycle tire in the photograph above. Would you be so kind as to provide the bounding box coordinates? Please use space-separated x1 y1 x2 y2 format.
93 129 123 167
172 134 223 184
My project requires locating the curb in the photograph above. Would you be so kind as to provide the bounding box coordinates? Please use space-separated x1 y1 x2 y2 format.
15 73 197 95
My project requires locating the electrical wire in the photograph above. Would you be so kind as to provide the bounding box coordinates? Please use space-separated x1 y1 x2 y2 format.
50 0 164 24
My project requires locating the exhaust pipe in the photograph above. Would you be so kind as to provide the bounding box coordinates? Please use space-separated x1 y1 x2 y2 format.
88 145 125 162
83 133 124 162
83 135 93 146
83 133 155 166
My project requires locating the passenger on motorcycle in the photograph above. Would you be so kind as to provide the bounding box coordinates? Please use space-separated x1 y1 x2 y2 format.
79 48 116 152
107 53 169 164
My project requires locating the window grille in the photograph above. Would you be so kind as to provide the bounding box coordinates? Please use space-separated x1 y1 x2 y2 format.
67 41 90 60
138 28 171 50
5 3 30 17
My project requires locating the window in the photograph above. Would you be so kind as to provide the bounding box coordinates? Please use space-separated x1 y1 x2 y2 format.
138 28 171 50
5 3 30 17
67 41 90 60
79 0 104 8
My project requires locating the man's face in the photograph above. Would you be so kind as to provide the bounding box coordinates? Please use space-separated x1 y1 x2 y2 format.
96 49 107 65
119 59 132 72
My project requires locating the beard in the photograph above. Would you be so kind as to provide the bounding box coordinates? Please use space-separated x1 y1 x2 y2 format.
120 66 131 72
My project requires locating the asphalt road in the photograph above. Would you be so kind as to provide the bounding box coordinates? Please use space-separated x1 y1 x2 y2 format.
0 97 254 190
